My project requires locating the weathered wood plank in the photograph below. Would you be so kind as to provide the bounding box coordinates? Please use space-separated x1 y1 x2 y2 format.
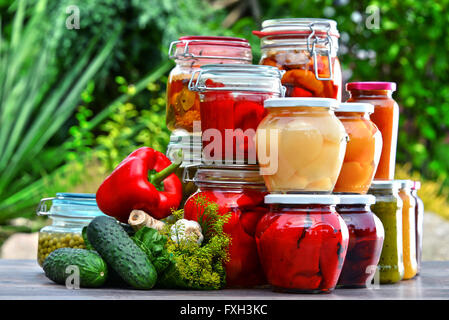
0 260 448 300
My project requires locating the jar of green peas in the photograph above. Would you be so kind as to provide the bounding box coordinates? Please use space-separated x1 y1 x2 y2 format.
36 193 105 266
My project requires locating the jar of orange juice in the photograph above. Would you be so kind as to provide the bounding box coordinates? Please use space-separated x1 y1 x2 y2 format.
333 102 382 194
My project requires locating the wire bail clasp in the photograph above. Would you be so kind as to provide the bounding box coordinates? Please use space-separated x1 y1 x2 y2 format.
307 22 334 81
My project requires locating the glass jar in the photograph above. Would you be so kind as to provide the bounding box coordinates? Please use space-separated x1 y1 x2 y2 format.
411 180 424 275
166 130 202 206
398 180 418 280
255 194 348 293
336 195 384 288
368 180 404 284
36 193 105 266
255 18 342 100
334 102 383 194
183 164 268 288
166 36 252 134
346 82 399 179
256 97 347 193
188 64 284 163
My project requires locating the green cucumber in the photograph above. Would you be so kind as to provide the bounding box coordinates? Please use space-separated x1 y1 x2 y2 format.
42 248 108 287
86 216 157 290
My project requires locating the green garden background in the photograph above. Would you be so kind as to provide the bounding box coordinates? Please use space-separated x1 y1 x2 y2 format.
1 0 449 246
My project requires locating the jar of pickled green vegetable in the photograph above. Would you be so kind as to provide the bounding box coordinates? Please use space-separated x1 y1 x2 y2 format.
36 193 106 266
368 180 404 284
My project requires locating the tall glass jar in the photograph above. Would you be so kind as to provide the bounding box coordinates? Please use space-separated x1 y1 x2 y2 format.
346 82 399 179
36 193 105 266
255 18 342 100
368 180 404 284
398 180 418 280
411 181 424 275
256 194 348 293
334 102 383 194
188 64 284 163
167 36 252 134
336 195 384 288
256 97 347 193
183 164 268 288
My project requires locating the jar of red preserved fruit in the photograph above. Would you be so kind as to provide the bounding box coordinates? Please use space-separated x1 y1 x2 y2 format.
411 181 424 275
346 82 399 179
256 194 348 293
167 36 252 135
184 164 268 287
188 64 284 163
255 18 342 100
336 195 384 288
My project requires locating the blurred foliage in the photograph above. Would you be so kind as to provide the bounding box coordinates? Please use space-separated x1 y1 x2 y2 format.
396 164 449 219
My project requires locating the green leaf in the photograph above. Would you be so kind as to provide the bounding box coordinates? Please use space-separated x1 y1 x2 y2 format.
131 226 171 274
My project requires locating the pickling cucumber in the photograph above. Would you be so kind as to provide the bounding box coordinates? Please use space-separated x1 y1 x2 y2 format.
86 215 157 290
42 248 108 287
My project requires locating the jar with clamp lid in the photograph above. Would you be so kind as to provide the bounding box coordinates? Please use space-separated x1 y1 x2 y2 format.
183 164 269 288
255 18 342 100
36 193 105 266
188 64 284 163
166 36 252 134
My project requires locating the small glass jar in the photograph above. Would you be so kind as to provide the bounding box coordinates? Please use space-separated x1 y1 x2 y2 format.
183 164 268 288
411 181 424 275
166 36 252 134
336 195 384 288
188 64 284 163
256 194 348 293
346 82 399 179
256 97 347 193
166 131 202 206
36 193 105 266
368 180 404 284
334 102 383 194
397 180 418 280
255 18 342 100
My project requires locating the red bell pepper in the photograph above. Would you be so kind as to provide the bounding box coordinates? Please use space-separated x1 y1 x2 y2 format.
96 147 182 223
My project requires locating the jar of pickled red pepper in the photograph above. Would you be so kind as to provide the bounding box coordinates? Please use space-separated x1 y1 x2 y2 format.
368 180 404 284
183 164 268 288
411 181 424 275
188 64 284 163
397 180 418 280
334 102 383 194
255 18 342 100
36 193 106 266
256 97 347 193
336 195 384 288
346 82 399 179
256 194 348 293
166 131 202 206
167 36 252 134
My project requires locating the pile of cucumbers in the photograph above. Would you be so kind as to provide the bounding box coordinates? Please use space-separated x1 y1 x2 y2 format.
43 216 157 289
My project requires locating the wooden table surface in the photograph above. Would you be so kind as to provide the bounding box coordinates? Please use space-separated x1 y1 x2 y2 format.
1 259 448 300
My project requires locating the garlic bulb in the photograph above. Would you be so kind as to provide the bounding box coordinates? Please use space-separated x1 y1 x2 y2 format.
170 219 204 245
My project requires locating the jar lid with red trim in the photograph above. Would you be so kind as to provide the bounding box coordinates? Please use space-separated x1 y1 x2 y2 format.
168 36 252 62
346 82 397 92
